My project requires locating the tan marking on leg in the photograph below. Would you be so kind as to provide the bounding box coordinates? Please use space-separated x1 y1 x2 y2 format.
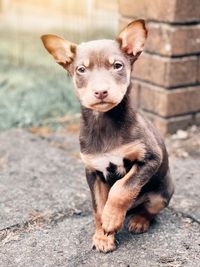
92 215 116 253
101 165 141 233
128 215 150 234
94 178 110 215
145 193 166 215
92 179 116 253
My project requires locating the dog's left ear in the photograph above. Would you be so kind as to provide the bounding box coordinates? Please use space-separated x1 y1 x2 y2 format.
117 19 147 57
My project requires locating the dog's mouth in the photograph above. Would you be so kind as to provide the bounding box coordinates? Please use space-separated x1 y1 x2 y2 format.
91 101 115 107
90 101 117 112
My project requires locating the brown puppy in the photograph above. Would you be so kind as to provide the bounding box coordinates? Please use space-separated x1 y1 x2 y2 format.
41 20 174 253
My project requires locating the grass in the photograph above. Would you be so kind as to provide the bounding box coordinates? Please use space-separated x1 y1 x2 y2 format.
0 62 78 130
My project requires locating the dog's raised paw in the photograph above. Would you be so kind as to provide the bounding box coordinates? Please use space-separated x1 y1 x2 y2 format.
101 204 125 234
92 231 116 253
128 215 150 234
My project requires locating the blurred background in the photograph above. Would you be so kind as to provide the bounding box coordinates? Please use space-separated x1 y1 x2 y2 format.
0 2 200 264
0 0 118 130
0 0 200 137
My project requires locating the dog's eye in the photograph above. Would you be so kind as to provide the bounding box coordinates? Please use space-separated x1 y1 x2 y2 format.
77 66 86 74
113 61 123 70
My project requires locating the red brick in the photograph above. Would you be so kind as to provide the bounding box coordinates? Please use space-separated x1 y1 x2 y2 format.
133 53 198 88
175 0 200 22
198 57 200 83
119 0 200 23
146 23 200 56
195 112 200 125
134 81 200 117
141 110 193 135
119 0 176 22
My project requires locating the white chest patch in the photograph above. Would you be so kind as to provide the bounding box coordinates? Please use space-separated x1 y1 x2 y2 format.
80 152 125 178
80 141 146 178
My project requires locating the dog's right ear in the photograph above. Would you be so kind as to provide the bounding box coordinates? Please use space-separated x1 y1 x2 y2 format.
41 34 76 69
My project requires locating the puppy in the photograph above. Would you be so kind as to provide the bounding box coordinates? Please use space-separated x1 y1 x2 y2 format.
41 19 174 253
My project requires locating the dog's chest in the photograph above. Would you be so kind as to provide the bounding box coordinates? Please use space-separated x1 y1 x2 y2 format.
85 153 124 174
80 140 145 185
81 151 133 184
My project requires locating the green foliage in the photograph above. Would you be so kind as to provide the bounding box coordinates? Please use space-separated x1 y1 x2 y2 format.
0 63 78 130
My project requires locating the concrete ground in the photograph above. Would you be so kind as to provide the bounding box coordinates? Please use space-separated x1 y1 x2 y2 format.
0 129 200 267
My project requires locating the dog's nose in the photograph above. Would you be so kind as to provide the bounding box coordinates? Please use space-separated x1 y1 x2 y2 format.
94 90 108 100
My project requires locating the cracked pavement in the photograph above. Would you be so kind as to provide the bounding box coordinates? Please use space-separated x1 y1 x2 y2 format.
0 129 200 267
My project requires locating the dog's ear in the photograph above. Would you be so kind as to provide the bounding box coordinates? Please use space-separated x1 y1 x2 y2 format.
41 34 76 69
117 19 147 57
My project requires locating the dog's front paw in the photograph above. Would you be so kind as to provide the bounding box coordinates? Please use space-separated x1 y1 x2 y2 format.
101 203 125 234
92 230 116 253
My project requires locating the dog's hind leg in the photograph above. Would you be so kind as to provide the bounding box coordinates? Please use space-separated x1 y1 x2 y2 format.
128 193 166 233
128 171 174 234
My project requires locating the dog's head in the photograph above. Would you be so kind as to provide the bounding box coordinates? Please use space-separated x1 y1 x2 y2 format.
41 20 147 112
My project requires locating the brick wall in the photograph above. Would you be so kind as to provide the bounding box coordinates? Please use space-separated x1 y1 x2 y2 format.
119 0 200 135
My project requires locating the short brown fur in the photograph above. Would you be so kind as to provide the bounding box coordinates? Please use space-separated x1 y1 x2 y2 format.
92 178 116 252
41 19 174 253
